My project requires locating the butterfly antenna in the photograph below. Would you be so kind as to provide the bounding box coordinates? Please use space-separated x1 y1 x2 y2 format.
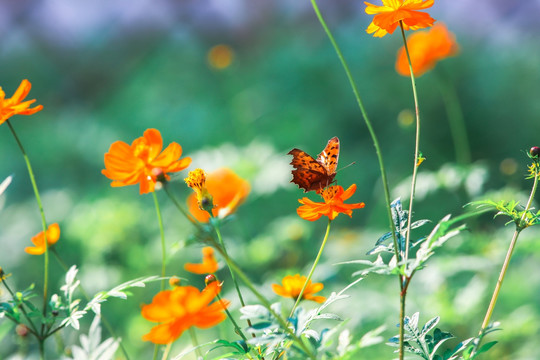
336 161 356 174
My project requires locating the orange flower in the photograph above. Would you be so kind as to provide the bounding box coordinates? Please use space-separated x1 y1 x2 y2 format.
396 23 459 77
272 274 326 303
25 223 60 255
184 247 219 274
141 281 229 344
102 128 191 194
364 0 435 38
297 184 365 221
187 168 250 222
0 79 43 125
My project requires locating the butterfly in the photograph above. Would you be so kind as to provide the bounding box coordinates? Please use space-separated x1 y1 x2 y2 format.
288 137 340 193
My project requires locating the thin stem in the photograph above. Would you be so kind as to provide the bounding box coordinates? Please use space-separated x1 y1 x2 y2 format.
189 328 203 360
308 0 399 260
1 277 40 337
435 69 471 164
6 120 50 332
152 192 167 290
288 219 331 320
216 291 248 343
478 165 539 332
163 183 201 230
161 343 172 360
213 244 316 360
399 22 421 360
214 224 246 307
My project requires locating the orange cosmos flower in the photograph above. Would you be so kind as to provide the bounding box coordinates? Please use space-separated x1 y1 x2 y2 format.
25 223 60 255
297 184 365 221
187 168 250 222
396 23 459 77
184 247 219 274
272 274 326 303
102 128 191 194
364 0 435 38
141 281 229 344
0 79 43 125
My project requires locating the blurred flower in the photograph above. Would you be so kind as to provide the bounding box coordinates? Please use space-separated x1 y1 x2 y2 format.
25 223 60 255
208 44 234 70
102 128 191 194
272 274 326 303
364 0 435 38
141 282 229 344
184 247 219 274
297 184 365 221
185 169 214 214
187 168 250 222
0 79 43 125
396 23 459 76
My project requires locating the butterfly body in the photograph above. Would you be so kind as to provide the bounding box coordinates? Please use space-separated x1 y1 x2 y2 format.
288 137 340 193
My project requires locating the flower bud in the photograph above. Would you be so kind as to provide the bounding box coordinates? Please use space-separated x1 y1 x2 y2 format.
530 147 540 158
16 324 29 337
169 276 181 288
205 274 217 286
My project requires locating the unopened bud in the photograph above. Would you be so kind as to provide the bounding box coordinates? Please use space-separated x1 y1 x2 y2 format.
169 276 181 287
530 147 540 158
16 324 29 337
205 274 217 286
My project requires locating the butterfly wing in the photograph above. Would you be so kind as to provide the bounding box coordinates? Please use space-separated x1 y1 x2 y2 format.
288 149 328 193
288 136 339 193
316 136 339 175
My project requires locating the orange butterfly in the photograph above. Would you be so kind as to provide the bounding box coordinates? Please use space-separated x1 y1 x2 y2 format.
288 137 340 193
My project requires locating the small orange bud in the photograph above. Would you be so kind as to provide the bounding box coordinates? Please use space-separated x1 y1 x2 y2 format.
169 276 181 287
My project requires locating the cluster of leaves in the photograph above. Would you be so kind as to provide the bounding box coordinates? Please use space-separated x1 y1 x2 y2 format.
345 198 479 279
470 200 540 230
390 313 499 360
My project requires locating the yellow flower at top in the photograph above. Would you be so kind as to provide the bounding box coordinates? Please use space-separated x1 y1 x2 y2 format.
364 0 435 38
0 79 43 125
102 128 191 194
272 274 326 303
141 281 229 344
25 223 60 255
396 23 459 77
186 168 250 222
297 184 365 221
184 247 219 275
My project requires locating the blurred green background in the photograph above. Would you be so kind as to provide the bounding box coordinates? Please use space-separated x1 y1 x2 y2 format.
1 0 540 359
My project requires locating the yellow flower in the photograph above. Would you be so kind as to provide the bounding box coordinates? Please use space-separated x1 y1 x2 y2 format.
25 223 60 255
364 0 435 38
272 274 326 303
185 168 214 213
184 247 219 275
0 79 43 125
141 282 229 344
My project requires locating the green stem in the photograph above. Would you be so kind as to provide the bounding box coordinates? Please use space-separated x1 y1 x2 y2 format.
152 192 167 290
213 225 246 307
1 276 40 337
163 183 202 231
308 0 399 261
213 244 316 360
288 219 331 320
6 120 50 333
189 328 203 360
399 21 421 360
478 164 539 334
161 343 172 360
435 69 471 164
